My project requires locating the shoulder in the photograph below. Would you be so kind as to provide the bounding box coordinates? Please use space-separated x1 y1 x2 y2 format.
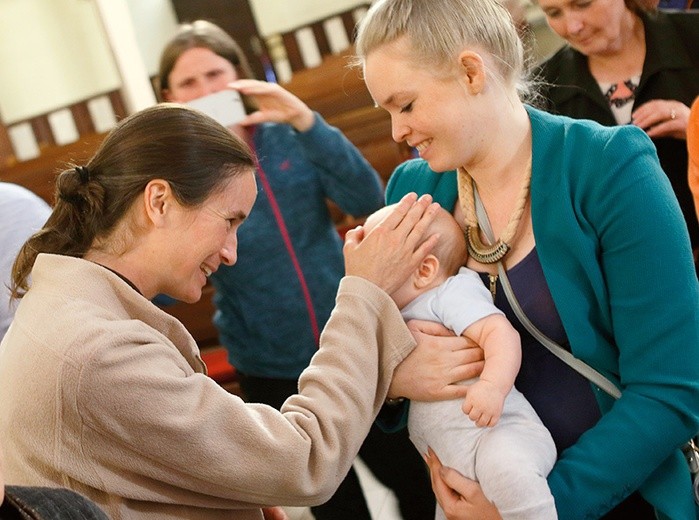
386 159 458 208
527 107 659 202
386 159 436 203
642 10 699 67
536 44 576 77
647 9 699 34
528 105 651 154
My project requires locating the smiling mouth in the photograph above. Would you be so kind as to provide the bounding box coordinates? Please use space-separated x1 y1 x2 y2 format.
201 265 213 277
413 139 432 154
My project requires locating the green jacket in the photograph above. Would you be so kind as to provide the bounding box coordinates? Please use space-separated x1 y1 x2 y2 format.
386 106 699 519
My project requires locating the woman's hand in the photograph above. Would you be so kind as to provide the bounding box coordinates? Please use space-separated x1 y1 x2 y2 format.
388 320 485 401
343 193 440 294
229 79 315 132
425 447 502 520
632 99 690 140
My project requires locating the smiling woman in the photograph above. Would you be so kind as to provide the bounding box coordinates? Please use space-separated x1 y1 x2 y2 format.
9 103 256 304
0 101 442 519
353 0 699 518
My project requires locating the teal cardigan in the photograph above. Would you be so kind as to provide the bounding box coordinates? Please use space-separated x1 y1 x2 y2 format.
386 106 699 519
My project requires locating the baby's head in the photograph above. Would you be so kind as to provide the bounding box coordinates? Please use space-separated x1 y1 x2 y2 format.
363 203 467 307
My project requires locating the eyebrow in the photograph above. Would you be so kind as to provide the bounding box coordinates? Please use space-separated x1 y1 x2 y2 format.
378 93 398 107
378 91 412 109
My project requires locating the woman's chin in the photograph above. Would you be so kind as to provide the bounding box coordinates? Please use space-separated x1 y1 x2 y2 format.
171 286 202 305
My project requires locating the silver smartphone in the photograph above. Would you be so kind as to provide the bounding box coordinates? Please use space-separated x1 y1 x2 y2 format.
186 90 246 128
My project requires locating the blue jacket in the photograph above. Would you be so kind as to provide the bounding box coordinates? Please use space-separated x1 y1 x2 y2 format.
211 113 384 378
386 106 699 519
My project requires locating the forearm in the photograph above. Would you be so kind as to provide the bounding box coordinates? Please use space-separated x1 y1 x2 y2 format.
474 317 520 398
81 277 416 509
297 113 384 216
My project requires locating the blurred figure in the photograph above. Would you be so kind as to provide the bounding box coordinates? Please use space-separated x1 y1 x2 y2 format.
0 182 51 341
689 96 699 229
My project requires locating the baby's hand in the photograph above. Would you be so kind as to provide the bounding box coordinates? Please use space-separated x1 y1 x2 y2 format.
461 380 505 427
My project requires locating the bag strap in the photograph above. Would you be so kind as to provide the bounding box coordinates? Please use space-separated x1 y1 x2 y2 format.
473 188 622 399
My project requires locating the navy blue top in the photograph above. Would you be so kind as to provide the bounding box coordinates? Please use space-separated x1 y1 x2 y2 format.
478 248 601 453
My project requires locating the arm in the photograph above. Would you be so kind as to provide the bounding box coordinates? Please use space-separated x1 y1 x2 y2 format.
460 314 521 427
539 124 699 518
291 113 384 217
232 79 384 217
377 320 483 433
689 96 699 225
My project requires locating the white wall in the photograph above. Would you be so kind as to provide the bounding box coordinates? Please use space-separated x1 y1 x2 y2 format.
0 0 120 124
0 0 556 128
0 0 368 125
125 0 179 76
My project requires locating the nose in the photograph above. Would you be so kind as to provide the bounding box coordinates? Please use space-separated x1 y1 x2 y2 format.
220 234 238 266
391 115 410 143
564 13 583 35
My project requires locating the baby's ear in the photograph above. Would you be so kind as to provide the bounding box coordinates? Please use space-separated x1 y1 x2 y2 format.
414 255 440 289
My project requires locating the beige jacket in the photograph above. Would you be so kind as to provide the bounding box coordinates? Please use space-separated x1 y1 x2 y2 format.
0 254 414 519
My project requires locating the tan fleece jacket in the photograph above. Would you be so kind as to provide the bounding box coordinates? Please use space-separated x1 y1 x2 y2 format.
0 254 415 519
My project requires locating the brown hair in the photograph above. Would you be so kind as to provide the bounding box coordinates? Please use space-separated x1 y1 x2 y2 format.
11 103 255 298
158 20 258 112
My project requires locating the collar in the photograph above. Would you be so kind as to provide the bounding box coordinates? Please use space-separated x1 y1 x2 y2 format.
96 263 143 296
640 10 696 82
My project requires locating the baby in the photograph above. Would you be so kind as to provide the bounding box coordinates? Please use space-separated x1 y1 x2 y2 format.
363 204 557 520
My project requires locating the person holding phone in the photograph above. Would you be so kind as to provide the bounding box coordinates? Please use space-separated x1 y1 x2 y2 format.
157 20 436 520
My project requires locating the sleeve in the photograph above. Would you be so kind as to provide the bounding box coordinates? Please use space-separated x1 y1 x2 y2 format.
431 270 502 336
295 112 384 217
401 269 502 336
545 125 699 519
77 277 416 509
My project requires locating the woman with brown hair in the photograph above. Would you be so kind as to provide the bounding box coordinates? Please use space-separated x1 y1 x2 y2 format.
0 102 441 519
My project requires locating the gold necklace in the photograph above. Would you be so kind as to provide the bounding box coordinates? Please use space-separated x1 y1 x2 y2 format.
457 159 531 264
